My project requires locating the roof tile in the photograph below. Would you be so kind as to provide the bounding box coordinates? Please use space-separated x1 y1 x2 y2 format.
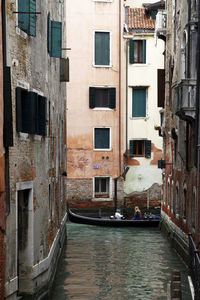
128 8 155 30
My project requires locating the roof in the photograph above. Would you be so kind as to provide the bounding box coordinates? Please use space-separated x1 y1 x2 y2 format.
143 1 165 11
127 8 155 30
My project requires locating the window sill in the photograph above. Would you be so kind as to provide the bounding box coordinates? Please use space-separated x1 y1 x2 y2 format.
93 64 112 68
130 117 147 120
130 63 147 67
94 0 112 2
92 108 112 111
93 148 112 151
93 197 112 201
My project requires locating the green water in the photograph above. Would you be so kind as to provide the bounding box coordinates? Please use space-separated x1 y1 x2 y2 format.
51 223 192 300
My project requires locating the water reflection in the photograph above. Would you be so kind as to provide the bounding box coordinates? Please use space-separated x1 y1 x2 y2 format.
51 223 192 300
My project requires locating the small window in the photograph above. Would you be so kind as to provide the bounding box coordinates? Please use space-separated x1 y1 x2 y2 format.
94 32 110 66
130 140 151 158
132 88 146 117
48 13 62 58
18 0 36 36
89 87 116 109
130 40 146 64
94 177 110 198
94 128 110 150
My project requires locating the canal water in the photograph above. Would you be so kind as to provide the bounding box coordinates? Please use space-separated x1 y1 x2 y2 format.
51 223 192 300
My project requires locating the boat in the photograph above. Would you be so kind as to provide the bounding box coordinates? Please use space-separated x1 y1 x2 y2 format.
67 207 160 227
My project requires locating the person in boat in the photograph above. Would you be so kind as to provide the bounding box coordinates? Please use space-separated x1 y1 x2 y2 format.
132 206 142 220
114 209 123 219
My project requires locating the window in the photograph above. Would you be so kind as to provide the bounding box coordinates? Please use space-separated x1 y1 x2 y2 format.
129 140 151 158
129 40 146 64
94 177 110 198
132 88 146 117
94 128 110 150
48 13 62 58
16 87 46 136
18 0 36 36
89 87 116 109
94 32 110 66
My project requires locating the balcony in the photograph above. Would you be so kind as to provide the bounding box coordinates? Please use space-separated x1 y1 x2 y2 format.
155 10 167 41
174 79 196 121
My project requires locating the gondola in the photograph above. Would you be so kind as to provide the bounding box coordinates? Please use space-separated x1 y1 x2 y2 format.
67 207 160 227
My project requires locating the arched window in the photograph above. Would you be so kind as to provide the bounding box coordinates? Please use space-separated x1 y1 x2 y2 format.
175 185 179 218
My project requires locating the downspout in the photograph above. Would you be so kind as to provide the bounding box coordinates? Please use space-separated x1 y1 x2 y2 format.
187 0 191 79
118 0 121 176
195 0 200 242
2 0 10 215
125 40 128 165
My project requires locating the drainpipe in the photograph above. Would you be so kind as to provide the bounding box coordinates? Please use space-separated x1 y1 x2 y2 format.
125 40 128 165
2 0 10 216
118 0 122 176
187 0 191 79
195 0 200 242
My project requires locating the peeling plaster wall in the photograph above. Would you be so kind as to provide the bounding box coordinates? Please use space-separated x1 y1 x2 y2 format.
4 1 67 299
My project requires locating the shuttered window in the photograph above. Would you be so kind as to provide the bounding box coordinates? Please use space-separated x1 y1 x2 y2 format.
18 0 36 36
3 67 13 147
129 140 151 158
94 32 110 66
157 69 165 107
89 87 116 109
47 14 62 58
132 88 146 117
94 177 110 198
94 128 110 149
130 40 146 64
16 87 46 136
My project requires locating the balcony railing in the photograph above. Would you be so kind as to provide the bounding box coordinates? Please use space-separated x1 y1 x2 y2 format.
155 11 167 35
189 233 200 299
174 79 196 121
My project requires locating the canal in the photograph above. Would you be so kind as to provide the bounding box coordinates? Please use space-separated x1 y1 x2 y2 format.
51 223 192 300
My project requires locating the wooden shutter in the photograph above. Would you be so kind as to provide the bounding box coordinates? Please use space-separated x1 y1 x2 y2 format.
132 88 146 117
89 88 96 108
4 67 13 147
109 88 116 109
95 32 109 65
95 128 109 149
18 0 29 33
29 0 36 36
60 58 69 82
51 21 62 58
129 140 136 158
37 96 46 136
22 91 36 134
16 87 23 132
157 69 165 107
47 13 51 54
129 40 134 64
142 40 146 63
145 140 151 158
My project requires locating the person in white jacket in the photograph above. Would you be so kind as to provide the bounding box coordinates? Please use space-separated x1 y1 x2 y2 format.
114 209 123 219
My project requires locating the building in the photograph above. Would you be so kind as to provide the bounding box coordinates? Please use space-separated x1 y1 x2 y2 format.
66 0 124 210
157 0 200 262
3 1 67 299
123 1 165 210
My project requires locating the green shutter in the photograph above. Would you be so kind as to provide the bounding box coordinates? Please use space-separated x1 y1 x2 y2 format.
145 140 151 158
60 58 70 82
16 87 23 132
95 128 109 149
18 0 29 33
89 88 96 108
109 88 116 109
47 13 51 54
95 32 110 65
132 88 146 117
4 67 13 147
51 21 62 58
129 40 134 64
142 40 146 63
29 0 36 36
130 140 136 158
22 91 36 134
37 96 46 136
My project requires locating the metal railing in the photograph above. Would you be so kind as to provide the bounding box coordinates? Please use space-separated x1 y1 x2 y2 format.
188 233 200 299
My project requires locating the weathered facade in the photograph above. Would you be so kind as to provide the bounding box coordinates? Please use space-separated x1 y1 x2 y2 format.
3 1 67 299
66 0 124 209
157 0 200 262
123 1 165 209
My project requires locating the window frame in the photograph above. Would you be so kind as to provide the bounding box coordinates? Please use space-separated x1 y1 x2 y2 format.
132 87 147 118
130 40 146 65
93 127 111 151
129 139 151 158
93 30 112 67
89 87 116 110
93 176 112 200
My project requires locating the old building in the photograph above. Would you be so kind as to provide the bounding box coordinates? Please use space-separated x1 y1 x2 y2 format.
123 1 165 210
66 0 124 209
157 0 200 262
3 1 67 299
